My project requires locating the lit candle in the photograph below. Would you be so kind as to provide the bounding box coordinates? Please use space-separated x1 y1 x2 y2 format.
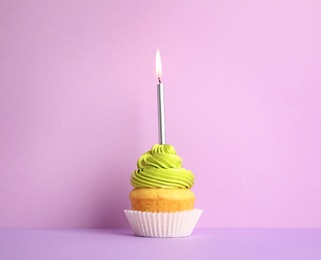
156 49 166 144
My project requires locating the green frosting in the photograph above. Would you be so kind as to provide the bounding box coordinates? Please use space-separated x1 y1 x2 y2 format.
130 144 194 189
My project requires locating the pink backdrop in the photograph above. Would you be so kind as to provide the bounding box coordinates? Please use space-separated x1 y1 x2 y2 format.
1 0 321 228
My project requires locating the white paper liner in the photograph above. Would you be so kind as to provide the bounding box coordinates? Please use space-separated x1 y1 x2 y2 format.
124 209 203 238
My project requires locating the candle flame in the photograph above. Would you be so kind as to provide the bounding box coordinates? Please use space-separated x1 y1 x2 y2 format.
156 49 162 79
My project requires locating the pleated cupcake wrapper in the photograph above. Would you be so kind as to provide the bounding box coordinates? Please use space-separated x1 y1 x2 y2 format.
124 209 203 238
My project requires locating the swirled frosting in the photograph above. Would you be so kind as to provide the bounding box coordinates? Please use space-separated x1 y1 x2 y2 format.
130 144 194 188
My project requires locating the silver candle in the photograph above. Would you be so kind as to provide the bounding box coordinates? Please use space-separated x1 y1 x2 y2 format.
156 49 166 144
157 78 166 144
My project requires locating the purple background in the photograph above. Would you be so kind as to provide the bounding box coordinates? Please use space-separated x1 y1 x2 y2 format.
1 0 321 228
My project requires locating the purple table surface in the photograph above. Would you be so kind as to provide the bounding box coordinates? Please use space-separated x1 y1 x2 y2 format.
0 228 320 260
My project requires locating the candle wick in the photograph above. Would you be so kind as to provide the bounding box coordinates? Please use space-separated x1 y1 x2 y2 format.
158 77 162 84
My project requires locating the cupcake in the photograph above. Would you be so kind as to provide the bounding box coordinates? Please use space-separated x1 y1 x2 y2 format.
124 144 202 237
